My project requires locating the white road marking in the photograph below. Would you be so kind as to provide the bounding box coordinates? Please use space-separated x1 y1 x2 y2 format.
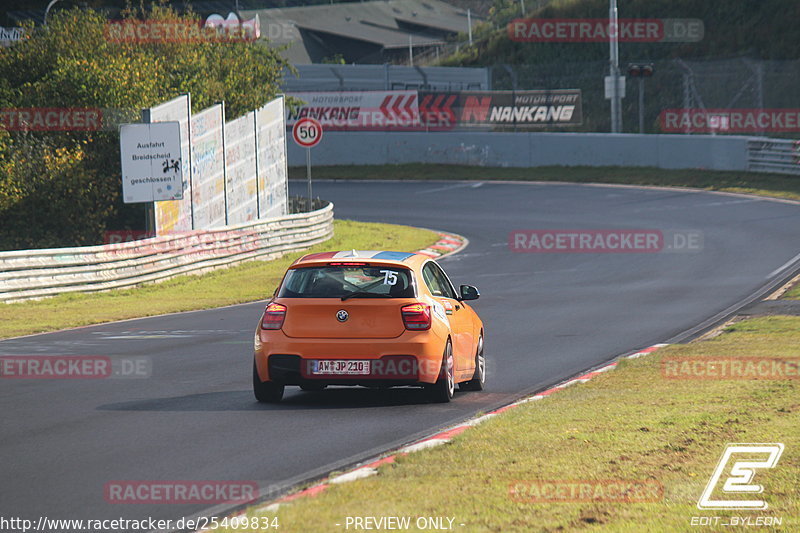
633 197 760 213
101 334 194 339
766 251 800 279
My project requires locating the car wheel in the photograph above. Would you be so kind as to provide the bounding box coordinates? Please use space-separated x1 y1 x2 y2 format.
459 334 485 391
253 360 284 403
427 340 454 403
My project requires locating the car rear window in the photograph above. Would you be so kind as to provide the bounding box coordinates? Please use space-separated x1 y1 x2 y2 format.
278 265 415 298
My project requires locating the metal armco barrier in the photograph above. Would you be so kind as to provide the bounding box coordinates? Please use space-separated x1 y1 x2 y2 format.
747 138 800 175
0 203 333 303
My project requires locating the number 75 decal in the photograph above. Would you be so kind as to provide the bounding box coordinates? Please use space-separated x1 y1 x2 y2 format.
380 270 398 286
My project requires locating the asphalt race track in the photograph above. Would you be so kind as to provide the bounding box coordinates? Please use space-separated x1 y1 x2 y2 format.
2 180 800 527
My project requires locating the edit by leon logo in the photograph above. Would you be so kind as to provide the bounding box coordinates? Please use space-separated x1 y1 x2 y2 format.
697 443 784 510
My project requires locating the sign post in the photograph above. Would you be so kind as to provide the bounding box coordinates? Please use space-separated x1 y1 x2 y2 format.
306 147 312 212
292 117 323 212
608 0 624 133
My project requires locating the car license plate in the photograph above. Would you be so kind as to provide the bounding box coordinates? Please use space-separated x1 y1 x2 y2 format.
310 360 371 375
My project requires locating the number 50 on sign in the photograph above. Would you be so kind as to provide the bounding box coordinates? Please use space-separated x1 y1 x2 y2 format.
292 117 323 148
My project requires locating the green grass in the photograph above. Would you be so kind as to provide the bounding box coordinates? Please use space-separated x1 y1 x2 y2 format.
0 220 438 339
230 316 799 532
784 278 800 300
290 164 800 202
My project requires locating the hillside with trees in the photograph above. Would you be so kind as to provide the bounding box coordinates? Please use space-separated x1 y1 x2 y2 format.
443 0 800 66
436 0 800 135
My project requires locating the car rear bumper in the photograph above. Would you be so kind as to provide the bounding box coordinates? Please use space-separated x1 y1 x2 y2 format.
267 354 423 387
254 330 446 385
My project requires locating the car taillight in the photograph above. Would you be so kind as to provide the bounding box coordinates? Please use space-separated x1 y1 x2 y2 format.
401 303 431 330
262 302 286 330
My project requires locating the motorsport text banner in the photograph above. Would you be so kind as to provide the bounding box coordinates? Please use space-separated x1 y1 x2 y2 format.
286 90 582 131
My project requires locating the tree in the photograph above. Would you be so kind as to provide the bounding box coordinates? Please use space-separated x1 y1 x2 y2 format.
0 5 290 249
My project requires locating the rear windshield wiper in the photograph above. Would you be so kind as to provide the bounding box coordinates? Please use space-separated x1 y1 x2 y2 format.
340 291 392 301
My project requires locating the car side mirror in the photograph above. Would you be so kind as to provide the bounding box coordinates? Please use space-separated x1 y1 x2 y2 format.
459 284 480 301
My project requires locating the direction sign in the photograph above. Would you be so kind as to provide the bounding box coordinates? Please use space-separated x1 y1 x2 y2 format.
292 117 323 148
119 122 183 203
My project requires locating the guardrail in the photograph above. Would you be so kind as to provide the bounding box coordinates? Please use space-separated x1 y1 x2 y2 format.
0 202 334 303
747 138 800 175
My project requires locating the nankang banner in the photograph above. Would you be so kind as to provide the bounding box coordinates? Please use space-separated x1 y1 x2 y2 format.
286 90 581 131
286 91 420 130
418 90 582 129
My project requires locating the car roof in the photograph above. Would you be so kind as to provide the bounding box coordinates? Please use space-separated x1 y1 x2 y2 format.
292 250 431 268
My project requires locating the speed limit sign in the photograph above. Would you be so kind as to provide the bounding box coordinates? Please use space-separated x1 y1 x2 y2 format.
292 117 323 148
292 118 323 212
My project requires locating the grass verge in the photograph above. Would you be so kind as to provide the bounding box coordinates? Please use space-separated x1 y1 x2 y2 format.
289 164 800 202
784 277 800 299
0 220 438 339
233 316 799 532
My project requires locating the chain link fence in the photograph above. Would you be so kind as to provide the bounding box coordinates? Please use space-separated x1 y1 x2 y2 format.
490 57 800 137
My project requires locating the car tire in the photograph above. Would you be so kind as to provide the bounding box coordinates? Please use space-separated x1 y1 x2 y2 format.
426 340 455 403
459 334 485 391
253 360 284 403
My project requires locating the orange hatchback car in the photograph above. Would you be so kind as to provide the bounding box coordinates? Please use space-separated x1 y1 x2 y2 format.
253 250 484 403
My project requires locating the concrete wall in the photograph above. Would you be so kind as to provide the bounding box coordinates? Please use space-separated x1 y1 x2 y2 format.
289 132 751 171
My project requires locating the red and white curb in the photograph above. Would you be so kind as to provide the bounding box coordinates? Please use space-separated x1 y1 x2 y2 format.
197 343 669 528
626 343 668 359
416 232 468 258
